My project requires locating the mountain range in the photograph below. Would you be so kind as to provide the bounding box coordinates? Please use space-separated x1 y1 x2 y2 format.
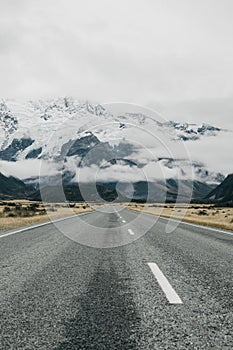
0 98 231 203
0 171 224 203
1 171 233 203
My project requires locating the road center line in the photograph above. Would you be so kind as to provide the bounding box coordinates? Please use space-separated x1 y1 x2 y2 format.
128 228 135 235
147 263 183 304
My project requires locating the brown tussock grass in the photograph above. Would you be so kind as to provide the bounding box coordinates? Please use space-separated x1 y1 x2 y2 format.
126 203 233 231
0 201 94 231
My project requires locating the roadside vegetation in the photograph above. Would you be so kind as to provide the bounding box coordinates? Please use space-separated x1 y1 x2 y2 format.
126 203 233 231
0 201 93 230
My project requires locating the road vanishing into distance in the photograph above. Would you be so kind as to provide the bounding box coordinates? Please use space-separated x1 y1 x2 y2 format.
0 206 232 349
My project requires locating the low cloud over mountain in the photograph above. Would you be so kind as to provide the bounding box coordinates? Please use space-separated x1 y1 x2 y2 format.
0 99 231 188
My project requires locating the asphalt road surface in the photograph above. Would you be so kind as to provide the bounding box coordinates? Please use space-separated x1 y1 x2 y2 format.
0 206 232 349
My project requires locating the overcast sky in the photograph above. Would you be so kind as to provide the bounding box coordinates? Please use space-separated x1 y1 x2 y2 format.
1 0 233 127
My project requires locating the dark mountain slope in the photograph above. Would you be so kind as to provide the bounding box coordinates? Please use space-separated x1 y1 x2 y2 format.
205 174 233 203
33 179 215 203
0 170 218 203
0 172 34 199
0 138 34 161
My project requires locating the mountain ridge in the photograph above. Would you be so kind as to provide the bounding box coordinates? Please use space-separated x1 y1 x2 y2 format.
205 174 233 204
0 98 230 186
0 171 217 203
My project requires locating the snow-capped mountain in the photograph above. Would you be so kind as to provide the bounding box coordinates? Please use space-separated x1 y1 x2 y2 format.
0 98 230 187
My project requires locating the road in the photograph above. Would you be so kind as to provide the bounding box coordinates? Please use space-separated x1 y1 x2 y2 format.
0 206 232 349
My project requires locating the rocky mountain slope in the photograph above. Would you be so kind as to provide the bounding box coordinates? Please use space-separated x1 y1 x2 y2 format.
205 174 233 203
0 172 34 200
0 98 228 188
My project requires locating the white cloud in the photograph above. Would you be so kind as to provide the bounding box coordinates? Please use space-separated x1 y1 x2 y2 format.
0 159 59 179
74 159 184 183
0 0 233 129
0 0 232 183
186 131 233 175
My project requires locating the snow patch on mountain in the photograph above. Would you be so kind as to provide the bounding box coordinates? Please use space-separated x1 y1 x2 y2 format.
0 98 231 184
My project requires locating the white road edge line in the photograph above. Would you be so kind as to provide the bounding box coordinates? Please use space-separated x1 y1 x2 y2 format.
128 228 135 235
148 263 183 304
158 215 233 236
0 212 91 239
128 208 233 237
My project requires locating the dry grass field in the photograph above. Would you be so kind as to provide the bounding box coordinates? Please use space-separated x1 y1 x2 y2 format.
0 201 94 230
1 201 232 232
126 203 233 231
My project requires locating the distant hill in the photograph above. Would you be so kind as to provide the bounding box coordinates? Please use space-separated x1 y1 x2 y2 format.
205 174 233 203
32 179 215 203
0 171 217 203
32 184 117 202
0 172 34 199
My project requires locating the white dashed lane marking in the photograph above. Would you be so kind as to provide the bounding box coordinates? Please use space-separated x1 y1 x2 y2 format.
148 263 183 304
128 229 135 235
